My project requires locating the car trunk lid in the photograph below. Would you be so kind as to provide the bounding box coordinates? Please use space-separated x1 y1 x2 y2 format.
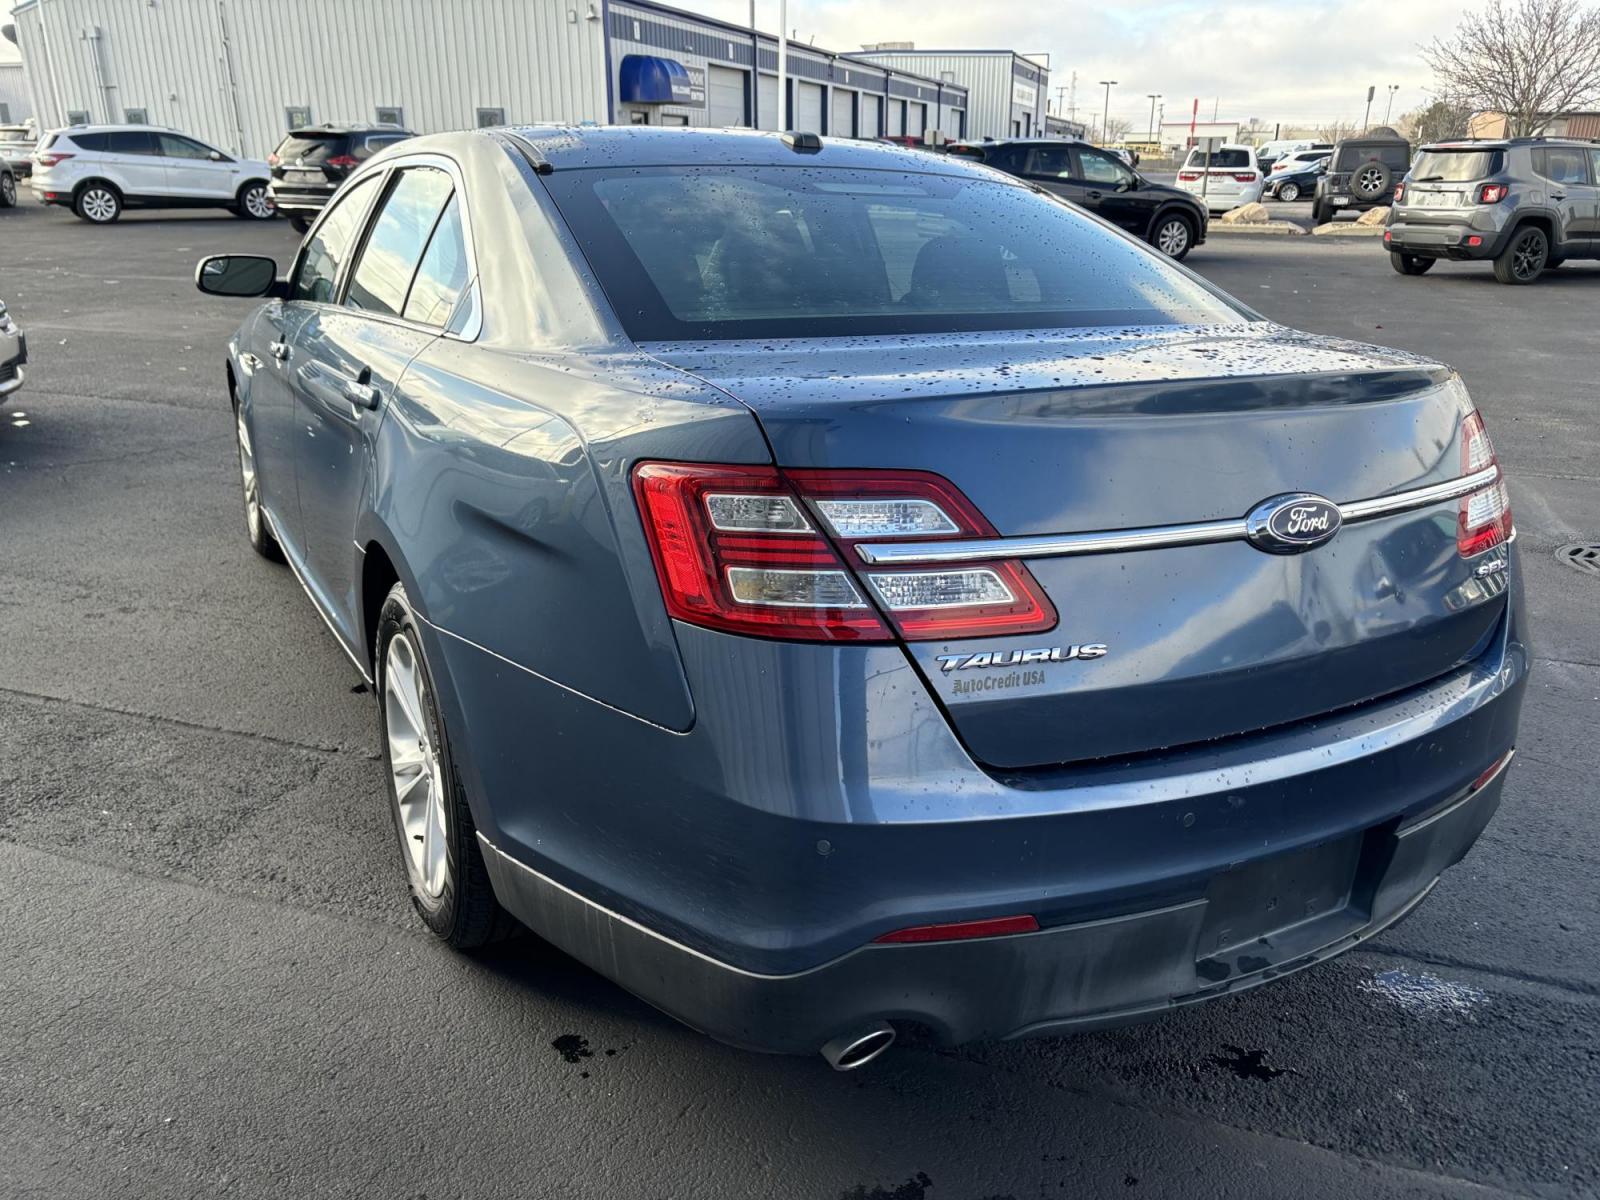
647 324 1509 769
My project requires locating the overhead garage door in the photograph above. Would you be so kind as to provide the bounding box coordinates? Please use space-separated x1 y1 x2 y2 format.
859 94 881 138
885 99 904 137
795 81 825 134
831 89 855 138
758 74 779 130
908 102 927 138
708 65 747 127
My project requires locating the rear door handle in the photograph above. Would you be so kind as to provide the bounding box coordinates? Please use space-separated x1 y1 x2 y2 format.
269 341 291 362
1550 191 1567 201
1086 190 1104 200
341 365 381 410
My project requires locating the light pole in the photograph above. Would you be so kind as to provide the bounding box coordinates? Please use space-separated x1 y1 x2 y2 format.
1146 92 1161 146
1362 84 1374 132
1098 79 1117 144
1384 84 1400 126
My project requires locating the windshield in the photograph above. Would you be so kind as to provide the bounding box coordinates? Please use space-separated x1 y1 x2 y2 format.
1411 149 1500 181
544 165 1244 340
1184 148 1251 169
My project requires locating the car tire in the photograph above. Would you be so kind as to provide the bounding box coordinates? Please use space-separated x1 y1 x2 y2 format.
1278 181 1300 202
289 214 312 235
1312 199 1332 225
0 171 15 208
1350 161 1391 201
233 401 284 562
235 181 275 220
74 183 122 223
1150 212 1195 260
377 582 515 950
1493 225 1549 285
1389 251 1434 276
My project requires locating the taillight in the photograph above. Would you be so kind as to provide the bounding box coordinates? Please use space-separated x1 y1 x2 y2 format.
325 154 359 168
35 152 74 166
632 463 1056 643
1233 172 1258 183
1392 181 1405 203
267 152 280 167
1177 170 1201 182
1476 182 1508 204
1458 412 1513 557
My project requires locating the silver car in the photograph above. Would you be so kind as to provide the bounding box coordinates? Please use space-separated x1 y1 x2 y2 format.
0 299 26 404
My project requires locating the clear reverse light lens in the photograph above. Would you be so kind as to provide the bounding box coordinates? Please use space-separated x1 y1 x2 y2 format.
815 498 959 538
726 567 866 608
705 493 812 532
867 568 1015 611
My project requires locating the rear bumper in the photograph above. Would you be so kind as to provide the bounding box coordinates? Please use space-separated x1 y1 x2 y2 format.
480 757 1510 1052
1386 216 1509 260
266 183 334 214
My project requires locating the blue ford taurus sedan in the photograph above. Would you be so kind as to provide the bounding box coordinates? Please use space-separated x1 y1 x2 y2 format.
197 127 1525 1070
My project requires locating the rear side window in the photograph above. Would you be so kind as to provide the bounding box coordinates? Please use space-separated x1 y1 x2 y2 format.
1410 150 1500 181
275 133 349 164
1536 146 1592 185
361 134 409 158
1185 148 1250 169
290 174 380 302
65 132 108 152
403 194 469 326
106 130 158 155
1019 145 1074 177
543 165 1243 340
345 166 454 316
157 134 218 161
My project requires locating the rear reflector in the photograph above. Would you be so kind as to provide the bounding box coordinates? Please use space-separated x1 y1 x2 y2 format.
1470 748 1515 791
1458 412 1513 557
874 914 1040 944
633 463 1056 642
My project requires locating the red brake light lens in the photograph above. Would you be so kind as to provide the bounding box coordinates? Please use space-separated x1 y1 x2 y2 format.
1233 172 1258 183
325 154 360 168
632 463 1056 643
1458 411 1512 557
1477 183 1508 204
35 152 74 166
267 152 280 166
1177 170 1201 182
1392 181 1406 203
875 914 1040 944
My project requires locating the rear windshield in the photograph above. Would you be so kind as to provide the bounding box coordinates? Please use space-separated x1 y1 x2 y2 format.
1411 149 1499 181
1185 148 1251 169
543 165 1245 340
274 132 349 163
1336 143 1410 170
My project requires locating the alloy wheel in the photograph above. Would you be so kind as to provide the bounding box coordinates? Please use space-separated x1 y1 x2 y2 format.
81 188 118 222
1279 182 1299 202
243 185 274 219
236 409 262 541
1 174 14 206
1155 218 1190 257
1512 231 1546 280
1357 167 1384 193
384 633 449 902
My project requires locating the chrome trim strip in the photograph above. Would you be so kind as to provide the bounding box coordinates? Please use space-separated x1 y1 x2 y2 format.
855 465 1502 566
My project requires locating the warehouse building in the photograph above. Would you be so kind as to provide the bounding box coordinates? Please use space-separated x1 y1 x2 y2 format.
852 45 1049 142
9 0 967 158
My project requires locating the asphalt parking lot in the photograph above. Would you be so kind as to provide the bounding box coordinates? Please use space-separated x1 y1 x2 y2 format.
2 195 1598 1200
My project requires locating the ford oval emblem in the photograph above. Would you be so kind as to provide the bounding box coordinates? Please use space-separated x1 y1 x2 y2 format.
1245 493 1343 554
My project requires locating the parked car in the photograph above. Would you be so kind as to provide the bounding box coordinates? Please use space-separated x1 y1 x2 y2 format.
29 125 273 223
269 123 415 232
948 137 1207 259
1266 155 1328 202
1255 138 1330 174
1312 129 1411 224
195 128 1526 1068
0 123 37 179
1387 138 1600 284
0 161 15 210
1269 148 1332 177
0 299 26 404
1174 143 1264 212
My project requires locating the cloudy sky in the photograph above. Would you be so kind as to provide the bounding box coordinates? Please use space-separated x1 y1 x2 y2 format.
688 0 1470 131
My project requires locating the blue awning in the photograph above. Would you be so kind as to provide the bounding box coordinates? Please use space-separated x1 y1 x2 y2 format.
619 54 694 105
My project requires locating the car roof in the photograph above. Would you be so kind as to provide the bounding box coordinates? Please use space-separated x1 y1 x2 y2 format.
284 124 413 137
502 124 1001 178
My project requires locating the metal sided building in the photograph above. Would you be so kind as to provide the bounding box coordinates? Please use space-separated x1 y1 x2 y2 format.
852 47 1048 142
9 0 964 158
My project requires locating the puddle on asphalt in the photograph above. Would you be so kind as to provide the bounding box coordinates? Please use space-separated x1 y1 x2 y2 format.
1360 968 1490 1015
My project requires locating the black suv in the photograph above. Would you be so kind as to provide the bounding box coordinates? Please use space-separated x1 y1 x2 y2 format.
268 123 414 231
947 138 1208 260
1312 129 1411 224
1387 138 1600 284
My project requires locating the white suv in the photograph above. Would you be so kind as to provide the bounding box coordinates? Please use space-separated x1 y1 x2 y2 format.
1175 143 1265 212
30 125 274 223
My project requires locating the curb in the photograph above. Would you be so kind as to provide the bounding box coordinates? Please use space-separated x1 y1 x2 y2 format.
1207 222 1309 237
1311 222 1386 237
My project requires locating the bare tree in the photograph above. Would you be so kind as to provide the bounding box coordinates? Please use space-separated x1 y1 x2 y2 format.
1316 120 1358 143
1423 0 1600 135
1091 115 1134 144
1397 98 1476 143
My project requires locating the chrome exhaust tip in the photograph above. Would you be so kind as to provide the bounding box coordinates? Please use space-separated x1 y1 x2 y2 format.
820 1021 896 1071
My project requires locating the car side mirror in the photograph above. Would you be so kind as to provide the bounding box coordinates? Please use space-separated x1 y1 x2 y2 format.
195 254 284 298
208 150 224 162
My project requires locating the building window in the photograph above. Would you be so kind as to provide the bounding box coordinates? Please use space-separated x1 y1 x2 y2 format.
124 107 149 124
660 113 689 126
285 105 312 129
0 103 9 123
940 70 955 82
476 107 506 128
375 106 404 126
67 109 91 125
629 110 650 125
